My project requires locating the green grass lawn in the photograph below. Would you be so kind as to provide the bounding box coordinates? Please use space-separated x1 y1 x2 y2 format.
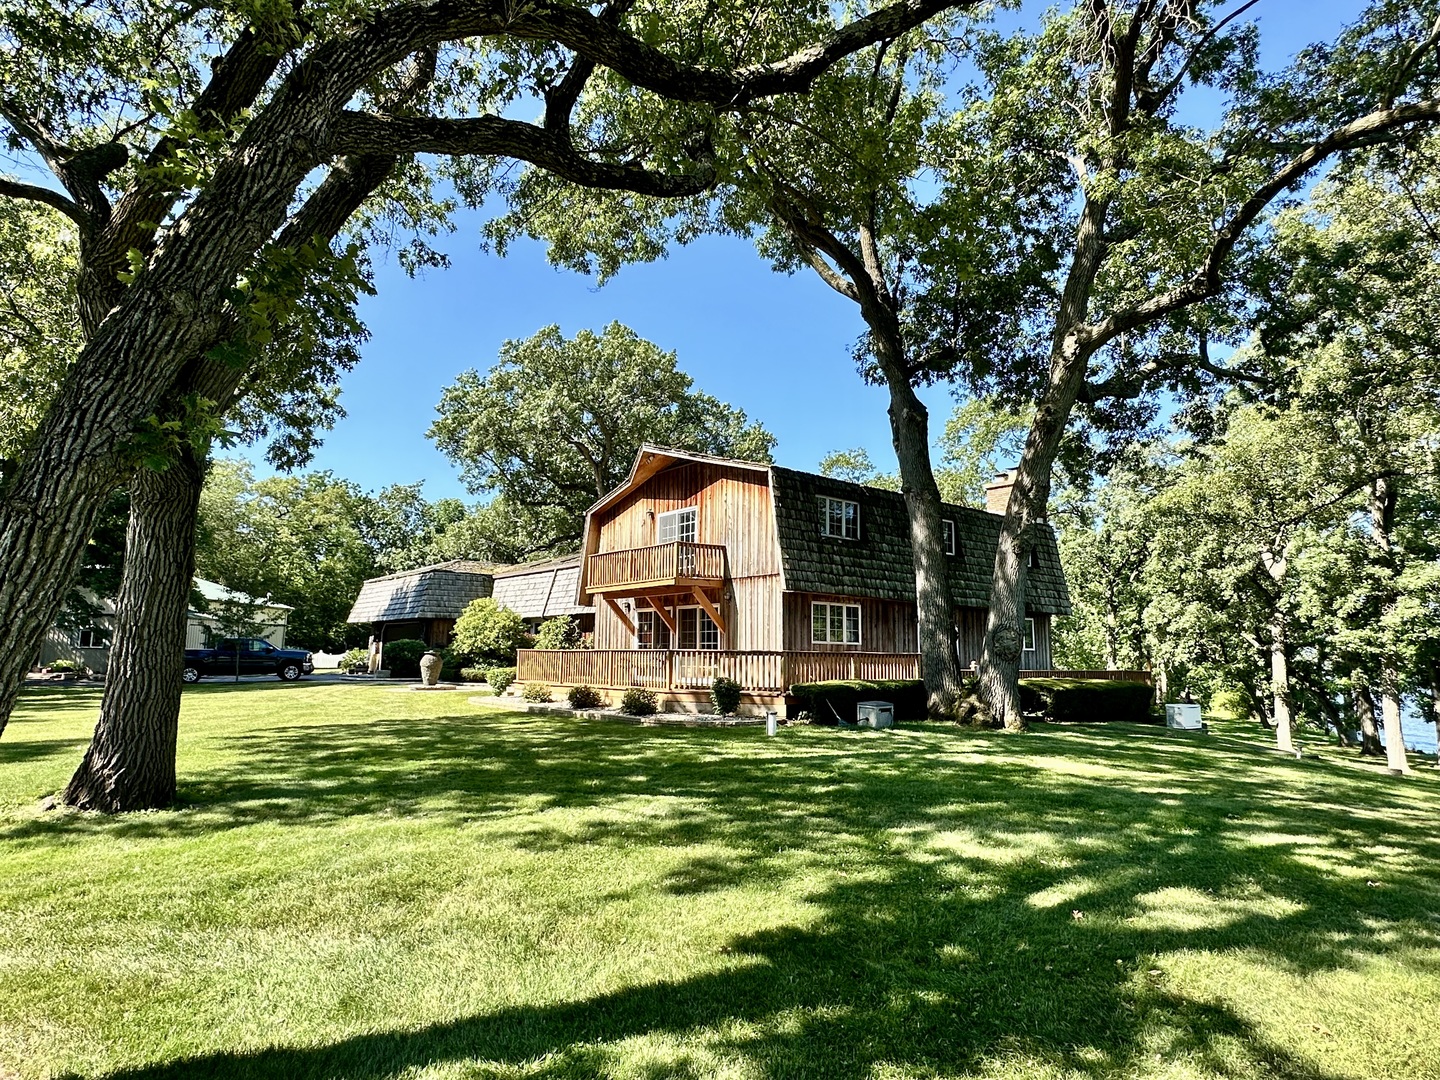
2 683 1438 1080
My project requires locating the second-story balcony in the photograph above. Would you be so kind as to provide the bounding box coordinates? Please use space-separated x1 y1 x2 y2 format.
586 541 727 597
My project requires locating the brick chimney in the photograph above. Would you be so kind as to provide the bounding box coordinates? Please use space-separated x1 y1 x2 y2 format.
983 469 1017 515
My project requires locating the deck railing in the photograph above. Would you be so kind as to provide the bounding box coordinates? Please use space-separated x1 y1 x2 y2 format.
517 651 1152 694
517 649 921 693
587 542 726 591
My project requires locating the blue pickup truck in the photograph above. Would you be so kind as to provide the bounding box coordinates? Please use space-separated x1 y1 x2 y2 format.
182 638 315 683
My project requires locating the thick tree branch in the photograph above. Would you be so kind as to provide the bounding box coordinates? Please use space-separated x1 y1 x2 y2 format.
0 177 86 225
1082 97 1440 349
329 112 716 196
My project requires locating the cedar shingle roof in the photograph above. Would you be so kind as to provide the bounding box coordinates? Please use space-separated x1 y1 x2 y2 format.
770 467 1072 615
346 561 495 623
492 554 592 619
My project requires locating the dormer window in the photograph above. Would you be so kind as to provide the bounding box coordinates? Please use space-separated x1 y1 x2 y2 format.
820 496 860 540
1028 547 1039 569
943 519 956 556
658 507 697 544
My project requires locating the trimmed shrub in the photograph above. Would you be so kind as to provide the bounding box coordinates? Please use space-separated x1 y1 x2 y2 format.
48 659 82 674
710 677 742 716
522 682 553 703
381 639 427 678
788 679 928 724
1019 679 1155 724
458 667 489 683
486 667 517 694
534 615 586 650
620 687 658 716
452 598 529 665
339 647 368 674
567 685 603 709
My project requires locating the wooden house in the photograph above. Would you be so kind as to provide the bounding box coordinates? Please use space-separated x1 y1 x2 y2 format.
518 446 1075 713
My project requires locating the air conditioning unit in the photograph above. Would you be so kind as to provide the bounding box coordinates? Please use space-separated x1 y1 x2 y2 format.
1165 704 1202 730
857 701 894 729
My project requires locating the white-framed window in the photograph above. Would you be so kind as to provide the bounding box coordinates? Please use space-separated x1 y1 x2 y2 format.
943 519 956 556
812 602 862 645
636 606 720 650
1022 617 1037 653
677 607 720 650
819 496 860 540
77 627 106 649
1028 547 1039 568
658 507 697 544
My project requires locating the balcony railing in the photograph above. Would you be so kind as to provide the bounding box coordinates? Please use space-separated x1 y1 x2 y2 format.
586 541 726 594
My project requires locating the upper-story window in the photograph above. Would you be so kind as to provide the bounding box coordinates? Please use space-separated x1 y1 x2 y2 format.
658 507 697 544
820 496 860 540
1028 547 1039 569
943 519 956 556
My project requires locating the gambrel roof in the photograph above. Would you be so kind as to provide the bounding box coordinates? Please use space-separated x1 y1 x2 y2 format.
769 468 1072 615
581 446 1072 616
493 554 591 619
346 560 495 624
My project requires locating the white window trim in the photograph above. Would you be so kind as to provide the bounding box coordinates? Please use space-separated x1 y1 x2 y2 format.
1022 617 1037 653
811 601 863 646
77 627 107 649
942 519 956 556
658 506 697 544
1028 547 1039 568
819 496 860 540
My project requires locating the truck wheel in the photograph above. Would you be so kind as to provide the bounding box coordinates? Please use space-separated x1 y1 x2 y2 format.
279 663 302 681
182 666 201 684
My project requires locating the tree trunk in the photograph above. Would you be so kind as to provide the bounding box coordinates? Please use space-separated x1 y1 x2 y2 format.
1430 684 1440 769
978 190 1109 730
1379 675 1409 775
1366 478 1409 774
1354 683 1384 756
883 358 966 716
62 448 204 811
1269 606 1294 754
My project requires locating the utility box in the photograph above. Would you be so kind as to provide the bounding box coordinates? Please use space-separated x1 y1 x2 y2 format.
857 701 895 730
1165 704 1203 730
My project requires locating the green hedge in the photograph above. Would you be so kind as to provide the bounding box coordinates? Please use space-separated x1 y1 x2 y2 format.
381 639 427 678
788 679 929 724
458 667 489 683
1019 679 1155 724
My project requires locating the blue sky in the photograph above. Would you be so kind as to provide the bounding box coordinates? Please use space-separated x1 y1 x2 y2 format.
243 0 1362 503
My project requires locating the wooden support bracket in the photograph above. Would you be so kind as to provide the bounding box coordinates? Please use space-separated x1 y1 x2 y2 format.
643 596 677 636
604 595 636 637
690 588 729 640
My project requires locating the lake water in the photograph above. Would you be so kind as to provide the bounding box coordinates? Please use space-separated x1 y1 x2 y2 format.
1397 705 1437 755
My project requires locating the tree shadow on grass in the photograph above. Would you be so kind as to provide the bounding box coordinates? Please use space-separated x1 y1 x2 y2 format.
18 709 1440 1079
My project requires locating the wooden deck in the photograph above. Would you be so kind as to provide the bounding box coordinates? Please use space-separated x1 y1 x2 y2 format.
518 650 1152 694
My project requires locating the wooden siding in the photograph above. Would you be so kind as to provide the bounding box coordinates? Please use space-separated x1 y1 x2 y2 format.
593 462 780 578
782 592 918 654
954 608 1051 669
